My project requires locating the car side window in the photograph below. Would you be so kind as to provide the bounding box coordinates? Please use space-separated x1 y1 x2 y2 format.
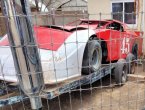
106 22 124 32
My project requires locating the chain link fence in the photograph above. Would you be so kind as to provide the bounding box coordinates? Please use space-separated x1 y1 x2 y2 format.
0 0 145 110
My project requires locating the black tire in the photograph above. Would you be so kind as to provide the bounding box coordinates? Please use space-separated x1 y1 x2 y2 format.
132 44 138 59
143 58 145 72
126 53 135 74
114 59 128 85
82 40 102 75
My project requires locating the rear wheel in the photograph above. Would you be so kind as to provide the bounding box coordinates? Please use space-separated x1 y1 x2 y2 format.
126 53 135 74
114 59 128 85
82 40 102 75
132 44 138 59
143 58 145 72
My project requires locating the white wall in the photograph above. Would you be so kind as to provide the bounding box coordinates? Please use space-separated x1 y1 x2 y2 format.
88 0 111 20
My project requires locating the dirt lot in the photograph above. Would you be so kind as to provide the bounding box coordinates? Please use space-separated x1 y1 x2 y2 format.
1 64 145 110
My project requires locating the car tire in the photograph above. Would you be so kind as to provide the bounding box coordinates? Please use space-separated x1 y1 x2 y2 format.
143 58 145 72
82 40 102 75
114 59 128 85
126 53 135 74
132 44 138 59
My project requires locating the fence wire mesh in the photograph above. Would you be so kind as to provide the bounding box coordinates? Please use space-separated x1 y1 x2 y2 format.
0 1 145 110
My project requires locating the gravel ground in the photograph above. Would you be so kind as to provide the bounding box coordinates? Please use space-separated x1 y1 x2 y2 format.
1 64 145 110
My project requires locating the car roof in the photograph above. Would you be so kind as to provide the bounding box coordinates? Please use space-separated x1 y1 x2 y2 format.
80 19 124 24
80 19 109 23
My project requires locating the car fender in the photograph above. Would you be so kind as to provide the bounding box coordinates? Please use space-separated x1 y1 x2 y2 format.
42 29 96 83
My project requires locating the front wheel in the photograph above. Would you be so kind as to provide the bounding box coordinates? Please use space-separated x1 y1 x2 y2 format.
82 40 102 75
114 59 128 85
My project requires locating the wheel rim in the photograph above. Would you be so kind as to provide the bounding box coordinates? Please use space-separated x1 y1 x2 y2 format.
91 49 98 65
90 47 101 72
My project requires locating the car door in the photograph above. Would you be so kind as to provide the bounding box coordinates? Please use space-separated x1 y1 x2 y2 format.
106 22 125 61
121 30 132 57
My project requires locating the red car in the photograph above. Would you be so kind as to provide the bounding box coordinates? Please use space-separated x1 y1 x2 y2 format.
0 19 143 84
76 19 143 63
80 19 143 84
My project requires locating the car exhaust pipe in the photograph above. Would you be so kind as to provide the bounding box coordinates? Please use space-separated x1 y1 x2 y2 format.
1 0 44 109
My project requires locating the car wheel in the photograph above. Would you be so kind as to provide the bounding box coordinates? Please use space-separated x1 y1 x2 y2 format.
132 44 138 59
114 59 128 85
143 58 145 72
82 40 102 75
126 53 135 74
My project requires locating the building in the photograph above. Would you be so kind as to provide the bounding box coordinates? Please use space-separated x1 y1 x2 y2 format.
0 0 88 36
56 0 87 11
88 0 144 30
30 0 87 12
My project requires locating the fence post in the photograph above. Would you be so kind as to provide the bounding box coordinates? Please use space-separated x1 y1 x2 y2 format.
51 8 56 25
1 0 44 109
143 0 145 72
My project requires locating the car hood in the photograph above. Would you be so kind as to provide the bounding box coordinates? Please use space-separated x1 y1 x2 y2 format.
0 26 71 51
0 25 90 51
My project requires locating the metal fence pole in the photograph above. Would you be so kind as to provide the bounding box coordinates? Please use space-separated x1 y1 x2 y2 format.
1 0 44 109
143 0 145 72
51 8 55 25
